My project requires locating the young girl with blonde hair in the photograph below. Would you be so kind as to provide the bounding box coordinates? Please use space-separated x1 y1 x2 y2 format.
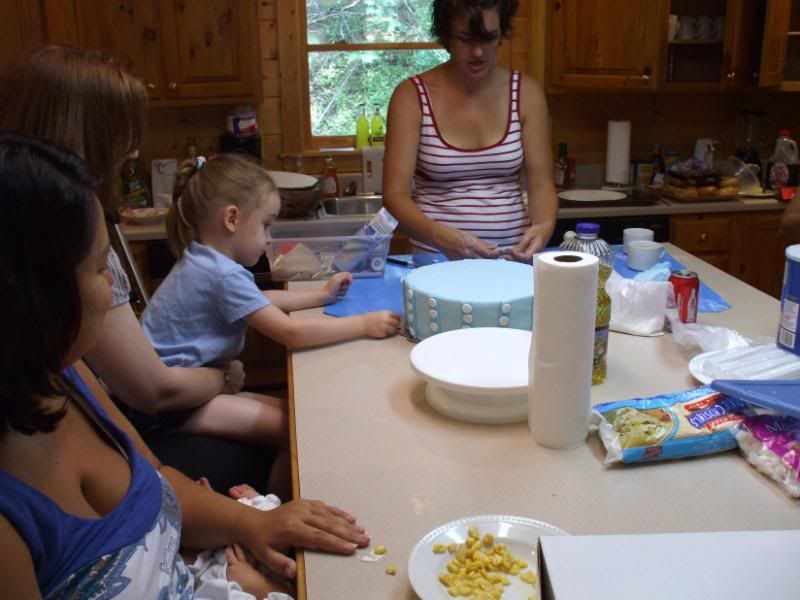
141 154 400 495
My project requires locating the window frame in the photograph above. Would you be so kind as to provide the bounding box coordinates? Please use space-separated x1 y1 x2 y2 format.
278 0 443 154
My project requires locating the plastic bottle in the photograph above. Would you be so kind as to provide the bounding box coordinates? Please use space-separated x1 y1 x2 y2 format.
370 106 385 146
553 143 573 189
334 208 398 272
767 130 800 190
356 106 370 149
558 222 614 385
121 159 152 209
652 144 665 176
320 155 340 199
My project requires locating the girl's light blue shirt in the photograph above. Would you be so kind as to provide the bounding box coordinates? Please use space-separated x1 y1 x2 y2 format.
142 241 269 367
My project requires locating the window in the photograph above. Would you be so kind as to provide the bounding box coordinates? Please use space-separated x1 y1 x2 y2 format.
302 0 448 143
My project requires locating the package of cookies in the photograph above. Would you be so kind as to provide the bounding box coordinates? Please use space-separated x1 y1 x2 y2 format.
592 386 755 465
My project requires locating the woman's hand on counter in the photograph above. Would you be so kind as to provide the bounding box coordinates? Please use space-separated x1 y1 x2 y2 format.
322 272 353 304
431 222 500 260
509 221 556 262
241 498 370 579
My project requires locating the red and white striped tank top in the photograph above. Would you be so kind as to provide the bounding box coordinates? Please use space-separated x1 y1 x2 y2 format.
411 70 528 252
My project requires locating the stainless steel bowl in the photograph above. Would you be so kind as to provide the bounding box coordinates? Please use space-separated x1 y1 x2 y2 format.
277 180 322 218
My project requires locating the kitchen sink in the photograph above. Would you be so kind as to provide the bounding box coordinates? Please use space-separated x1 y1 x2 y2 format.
321 195 382 216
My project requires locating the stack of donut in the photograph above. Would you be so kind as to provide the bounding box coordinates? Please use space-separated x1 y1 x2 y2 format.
663 170 739 199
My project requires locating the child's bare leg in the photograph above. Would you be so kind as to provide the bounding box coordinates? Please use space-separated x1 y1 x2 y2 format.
177 392 288 445
226 543 292 598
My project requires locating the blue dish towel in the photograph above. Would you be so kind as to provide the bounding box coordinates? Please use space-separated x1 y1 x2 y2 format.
324 260 411 317
611 245 730 313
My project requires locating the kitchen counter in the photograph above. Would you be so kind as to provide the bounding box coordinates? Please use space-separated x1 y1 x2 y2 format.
286 244 799 600
121 196 786 242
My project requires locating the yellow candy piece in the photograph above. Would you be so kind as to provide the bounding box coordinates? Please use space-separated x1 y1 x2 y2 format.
433 543 447 554
373 545 387 555
385 564 397 576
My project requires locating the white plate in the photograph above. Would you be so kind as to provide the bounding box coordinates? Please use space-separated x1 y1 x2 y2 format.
266 170 318 190
408 515 568 600
410 328 531 423
688 349 724 384
558 189 627 202
738 190 777 198
119 207 169 224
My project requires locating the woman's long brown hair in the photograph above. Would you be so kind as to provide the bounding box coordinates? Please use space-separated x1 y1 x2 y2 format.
0 45 148 212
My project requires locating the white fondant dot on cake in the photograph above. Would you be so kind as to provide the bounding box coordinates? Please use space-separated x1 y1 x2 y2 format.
430 323 439 332
407 312 414 322
429 309 438 319
499 316 510 326
402 259 534 341
406 301 414 312
406 289 413 299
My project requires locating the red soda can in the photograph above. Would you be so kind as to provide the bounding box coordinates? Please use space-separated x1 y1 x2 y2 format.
670 270 699 323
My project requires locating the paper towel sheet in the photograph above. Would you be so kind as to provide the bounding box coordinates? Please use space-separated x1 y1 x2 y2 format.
606 120 631 185
529 251 599 449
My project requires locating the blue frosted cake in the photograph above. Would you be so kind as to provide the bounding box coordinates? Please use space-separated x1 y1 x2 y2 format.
403 259 534 340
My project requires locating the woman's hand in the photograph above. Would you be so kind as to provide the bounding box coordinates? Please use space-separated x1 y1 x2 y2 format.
322 272 353 304
241 499 370 579
509 221 555 263
431 222 499 260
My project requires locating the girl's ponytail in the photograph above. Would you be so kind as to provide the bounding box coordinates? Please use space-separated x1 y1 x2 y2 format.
166 157 203 258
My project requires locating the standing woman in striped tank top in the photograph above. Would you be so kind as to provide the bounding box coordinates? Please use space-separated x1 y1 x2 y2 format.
384 0 557 262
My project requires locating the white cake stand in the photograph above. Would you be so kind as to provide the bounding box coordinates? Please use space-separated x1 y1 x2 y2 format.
409 327 531 424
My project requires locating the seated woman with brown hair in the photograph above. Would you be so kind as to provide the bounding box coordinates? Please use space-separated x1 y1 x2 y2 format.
0 132 369 597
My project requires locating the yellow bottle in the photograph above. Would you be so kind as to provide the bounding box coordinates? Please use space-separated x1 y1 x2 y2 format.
370 106 385 146
356 106 370 149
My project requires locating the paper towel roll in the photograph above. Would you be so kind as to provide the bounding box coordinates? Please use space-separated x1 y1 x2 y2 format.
528 251 599 449
605 120 631 185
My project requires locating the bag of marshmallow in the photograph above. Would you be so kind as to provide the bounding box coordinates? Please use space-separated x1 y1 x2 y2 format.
735 414 800 498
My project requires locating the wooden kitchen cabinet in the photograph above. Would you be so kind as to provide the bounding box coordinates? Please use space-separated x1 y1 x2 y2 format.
730 210 788 298
548 0 663 90
758 0 800 90
670 212 736 272
662 0 762 89
671 210 788 298
35 0 262 105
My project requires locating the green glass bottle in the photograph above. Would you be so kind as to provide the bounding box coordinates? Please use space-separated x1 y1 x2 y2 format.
356 106 370 149
370 105 385 146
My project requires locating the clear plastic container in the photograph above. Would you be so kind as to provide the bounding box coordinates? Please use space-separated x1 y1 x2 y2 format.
559 222 614 385
266 217 391 280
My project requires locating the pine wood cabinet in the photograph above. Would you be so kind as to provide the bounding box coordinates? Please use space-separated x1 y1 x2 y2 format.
548 0 768 91
22 0 262 105
671 209 788 298
758 0 800 91
549 0 663 90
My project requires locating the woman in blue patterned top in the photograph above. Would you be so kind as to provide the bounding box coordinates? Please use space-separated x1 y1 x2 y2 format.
0 133 370 597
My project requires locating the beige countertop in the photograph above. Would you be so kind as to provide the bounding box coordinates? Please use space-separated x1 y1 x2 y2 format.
287 244 799 600
121 197 786 242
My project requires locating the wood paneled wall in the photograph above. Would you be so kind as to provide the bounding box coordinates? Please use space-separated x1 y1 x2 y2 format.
140 0 800 180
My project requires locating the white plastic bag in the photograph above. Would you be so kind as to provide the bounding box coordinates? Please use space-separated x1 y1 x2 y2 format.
606 271 670 336
668 311 751 352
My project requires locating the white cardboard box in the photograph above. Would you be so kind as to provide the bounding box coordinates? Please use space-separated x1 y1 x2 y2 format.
538 530 800 600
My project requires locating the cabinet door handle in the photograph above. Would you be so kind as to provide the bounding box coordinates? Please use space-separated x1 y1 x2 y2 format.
143 27 156 42
168 82 178 91
699 233 708 242
146 83 156 90
726 70 736 79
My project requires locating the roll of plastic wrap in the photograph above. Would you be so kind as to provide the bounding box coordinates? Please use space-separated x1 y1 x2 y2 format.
605 120 631 185
528 251 599 449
